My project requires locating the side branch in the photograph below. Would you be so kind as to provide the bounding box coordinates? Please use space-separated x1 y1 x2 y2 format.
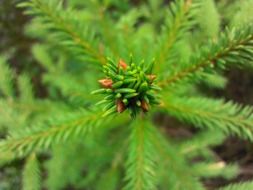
0 110 107 158
154 0 198 72
19 0 106 65
161 95 253 140
159 27 253 87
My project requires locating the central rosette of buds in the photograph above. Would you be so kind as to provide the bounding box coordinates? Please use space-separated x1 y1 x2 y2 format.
92 58 160 117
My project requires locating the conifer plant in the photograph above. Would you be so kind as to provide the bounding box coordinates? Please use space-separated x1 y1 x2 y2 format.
1 0 253 189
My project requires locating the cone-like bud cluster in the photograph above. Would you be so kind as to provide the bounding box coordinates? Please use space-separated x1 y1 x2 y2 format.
92 57 161 117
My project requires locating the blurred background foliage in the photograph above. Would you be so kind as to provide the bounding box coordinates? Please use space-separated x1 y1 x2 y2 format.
1 0 253 189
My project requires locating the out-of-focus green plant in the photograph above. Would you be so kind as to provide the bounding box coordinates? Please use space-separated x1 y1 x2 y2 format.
1 0 253 189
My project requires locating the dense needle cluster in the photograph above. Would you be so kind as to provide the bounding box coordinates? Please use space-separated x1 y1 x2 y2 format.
92 58 160 117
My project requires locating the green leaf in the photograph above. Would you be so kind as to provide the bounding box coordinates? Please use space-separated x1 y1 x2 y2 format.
0 56 14 97
198 0 220 37
154 0 201 73
19 0 106 65
22 153 41 190
0 109 109 158
162 95 253 140
152 127 204 190
124 118 157 190
219 181 253 190
18 74 34 102
159 25 253 87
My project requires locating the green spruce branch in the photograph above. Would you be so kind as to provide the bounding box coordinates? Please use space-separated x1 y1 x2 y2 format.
0 110 108 157
159 25 253 87
152 127 204 190
124 118 157 190
220 181 253 190
22 153 41 190
1 0 253 189
162 95 253 140
0 56 14 97
18 0 106 65
154 0 200 73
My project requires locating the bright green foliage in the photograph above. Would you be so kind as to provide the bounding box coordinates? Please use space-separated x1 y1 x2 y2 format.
154 0 200 74
152 127 205 190
0 109 110 158
219 181 253 190
18 0 106 65
230 0 253 27
18 74 34 102
198 0 220 38
200 73 227 89
0 0 253 189
0 56 14 97
22 153 41 190
124 119 157 190
159 25 253 88
162 95 253 140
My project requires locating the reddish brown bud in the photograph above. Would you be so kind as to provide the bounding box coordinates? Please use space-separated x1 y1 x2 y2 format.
98 79 113 88
116 99 126 113
118 59 128 70
141 100 149 112
147 75 157 83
